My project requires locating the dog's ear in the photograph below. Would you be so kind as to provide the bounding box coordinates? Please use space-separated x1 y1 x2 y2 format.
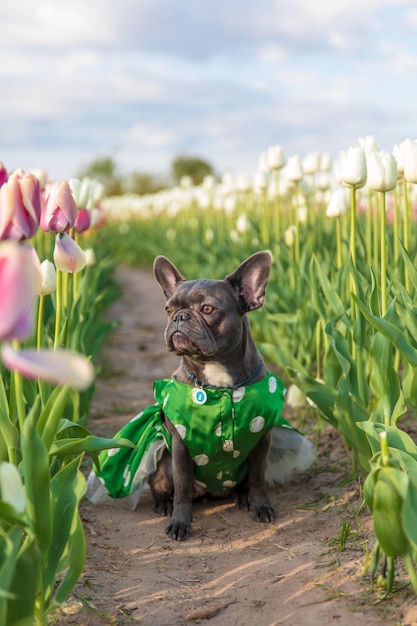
153 256 186 299
225 251 272 312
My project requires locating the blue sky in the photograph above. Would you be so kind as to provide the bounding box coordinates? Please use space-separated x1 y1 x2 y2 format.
1 0 417 181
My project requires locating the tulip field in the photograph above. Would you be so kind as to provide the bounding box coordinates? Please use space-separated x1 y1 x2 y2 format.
0 171 133 625
100 138 417 596
2 137 417 623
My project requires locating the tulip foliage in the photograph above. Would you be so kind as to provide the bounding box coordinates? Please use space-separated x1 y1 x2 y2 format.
99 137 417 595
0 172 134 625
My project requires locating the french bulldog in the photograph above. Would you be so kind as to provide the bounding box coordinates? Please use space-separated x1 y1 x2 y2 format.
149 251 315 541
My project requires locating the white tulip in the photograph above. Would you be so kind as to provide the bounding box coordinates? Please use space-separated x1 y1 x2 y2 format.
286 155 304 183
319 153 332 172
366 150 397 192
359 135 379 155
253 170 268 194
393 142 406 175
326 188 350 218
267 145 285 170
337 146 367 188
0 462 26 513
302 152 321 175
403 139 417 184
286 384 306 408
40 260 56 295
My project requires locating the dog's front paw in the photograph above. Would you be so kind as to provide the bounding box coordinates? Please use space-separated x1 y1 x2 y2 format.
253 503 276 523
165 519 192 541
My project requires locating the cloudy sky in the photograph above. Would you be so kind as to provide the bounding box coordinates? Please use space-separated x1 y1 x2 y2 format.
1 0 417 181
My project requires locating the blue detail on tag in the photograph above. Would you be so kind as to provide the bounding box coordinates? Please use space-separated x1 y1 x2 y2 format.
192 388 207 405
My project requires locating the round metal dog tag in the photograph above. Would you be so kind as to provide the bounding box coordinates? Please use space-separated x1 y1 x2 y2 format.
192 388 207 405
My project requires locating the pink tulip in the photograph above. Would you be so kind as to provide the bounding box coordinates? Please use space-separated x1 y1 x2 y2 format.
1 344 94 390
74 208 92 233
0 241 42 341
0 162 8 187
40 181 77 233
0 171 42 241
53 233 86 273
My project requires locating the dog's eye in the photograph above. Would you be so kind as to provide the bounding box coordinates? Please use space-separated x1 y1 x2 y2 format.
165 306 173 315
201 304 214 314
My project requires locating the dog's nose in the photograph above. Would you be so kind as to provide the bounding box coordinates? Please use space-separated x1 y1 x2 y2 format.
173 309 191 322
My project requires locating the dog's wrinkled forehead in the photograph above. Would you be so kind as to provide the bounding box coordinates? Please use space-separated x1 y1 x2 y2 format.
167 278 237 309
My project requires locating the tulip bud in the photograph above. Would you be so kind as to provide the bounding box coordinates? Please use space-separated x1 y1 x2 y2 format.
41 181 78 233
286 384 306 408
359 135 379 155
40 260 56 295
284 225 296 247
285 155 304 183
74 208 92 233
0 462 26 513
53 233 86 273
0 162 8 187
0 241 42 341
302 152 321 176
69 177 93 209
267 145 285 171
0 172 41 241
337 146 367 188
403 139 417 184
85 248 96 267
366 150 397 192
326 188 350 218
319 153 332 172
253 170 268 194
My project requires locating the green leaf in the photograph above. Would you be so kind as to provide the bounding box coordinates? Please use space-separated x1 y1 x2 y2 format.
42 456 86 608
357 422 417 460
353 295 417 366
50 435 136 456
0 527 23 624
0 374 19 457
21 409 51 551
52 510 85 606
8 536 41 625
37 386 69 451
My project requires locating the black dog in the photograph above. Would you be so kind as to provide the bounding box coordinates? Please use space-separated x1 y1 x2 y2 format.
149 251 315 540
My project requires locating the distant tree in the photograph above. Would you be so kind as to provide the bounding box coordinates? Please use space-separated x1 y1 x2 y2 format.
126 171 168 195
171 155 215 186
76 157 123 196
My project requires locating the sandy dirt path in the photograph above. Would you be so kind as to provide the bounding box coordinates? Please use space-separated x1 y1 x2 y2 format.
58 265 416 626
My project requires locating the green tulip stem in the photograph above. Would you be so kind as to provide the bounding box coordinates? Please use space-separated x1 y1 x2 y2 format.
37 294 45 351
12 340 26 432
293 184 300 265
261 190 269 245
54 268 62 349
349 184 358 358
336 217 342 269
365 189 372 266
380 431 389 467
315 319 322 380
403 181 411 292
349 184 357 270
380 192 387 317
62 271 69 309
393 183 400 263
404 553 417 594
273 170 281 243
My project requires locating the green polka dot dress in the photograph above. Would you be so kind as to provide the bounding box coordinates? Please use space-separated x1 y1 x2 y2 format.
87 372 292 504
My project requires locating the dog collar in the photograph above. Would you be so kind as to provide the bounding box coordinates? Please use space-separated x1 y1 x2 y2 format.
180 359 264 390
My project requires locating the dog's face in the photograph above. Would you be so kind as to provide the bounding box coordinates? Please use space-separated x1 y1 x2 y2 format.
153 251 272 363
162 279 244 360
